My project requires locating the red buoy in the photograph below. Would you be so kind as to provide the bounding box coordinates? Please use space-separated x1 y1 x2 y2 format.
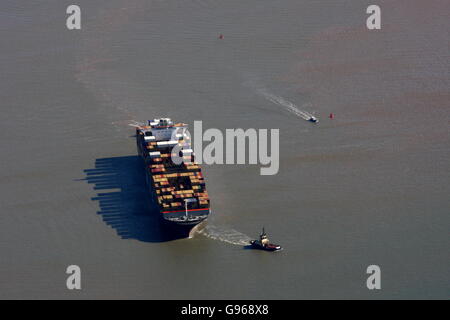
329 113 334 119
219 34 224 39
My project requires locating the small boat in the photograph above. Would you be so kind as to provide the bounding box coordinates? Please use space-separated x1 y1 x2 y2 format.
308 116 318 123
249 228 282 252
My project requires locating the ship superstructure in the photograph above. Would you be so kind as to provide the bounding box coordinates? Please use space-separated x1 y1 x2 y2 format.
136 118 210 226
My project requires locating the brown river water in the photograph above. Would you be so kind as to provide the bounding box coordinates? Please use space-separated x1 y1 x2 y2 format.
0 0 448 298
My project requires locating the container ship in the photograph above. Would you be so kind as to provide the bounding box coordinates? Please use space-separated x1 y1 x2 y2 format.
136 118 210 228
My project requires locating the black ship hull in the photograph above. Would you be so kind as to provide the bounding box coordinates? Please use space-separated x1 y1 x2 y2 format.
249 240 282 252
162 208 209 226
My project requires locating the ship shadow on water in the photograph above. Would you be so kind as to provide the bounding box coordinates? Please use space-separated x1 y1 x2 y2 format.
83 156 188 242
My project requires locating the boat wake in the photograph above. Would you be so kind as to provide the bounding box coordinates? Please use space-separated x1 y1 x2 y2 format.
257 89 316 122
196 224 252 246
127 120 145 128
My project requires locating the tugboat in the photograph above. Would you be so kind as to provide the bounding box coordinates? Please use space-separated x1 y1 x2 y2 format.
249 228 282 252
308 116 318 123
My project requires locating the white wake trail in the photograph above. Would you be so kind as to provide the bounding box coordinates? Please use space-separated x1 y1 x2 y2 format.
257 89 315 121
127 120 145 128
196 224 252 246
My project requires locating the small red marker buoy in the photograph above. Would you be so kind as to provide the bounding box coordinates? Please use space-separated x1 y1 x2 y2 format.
329 113 334 119
219 34 224 39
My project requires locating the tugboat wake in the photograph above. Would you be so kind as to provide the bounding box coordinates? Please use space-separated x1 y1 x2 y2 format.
258 89 318 123
196 224 252 246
